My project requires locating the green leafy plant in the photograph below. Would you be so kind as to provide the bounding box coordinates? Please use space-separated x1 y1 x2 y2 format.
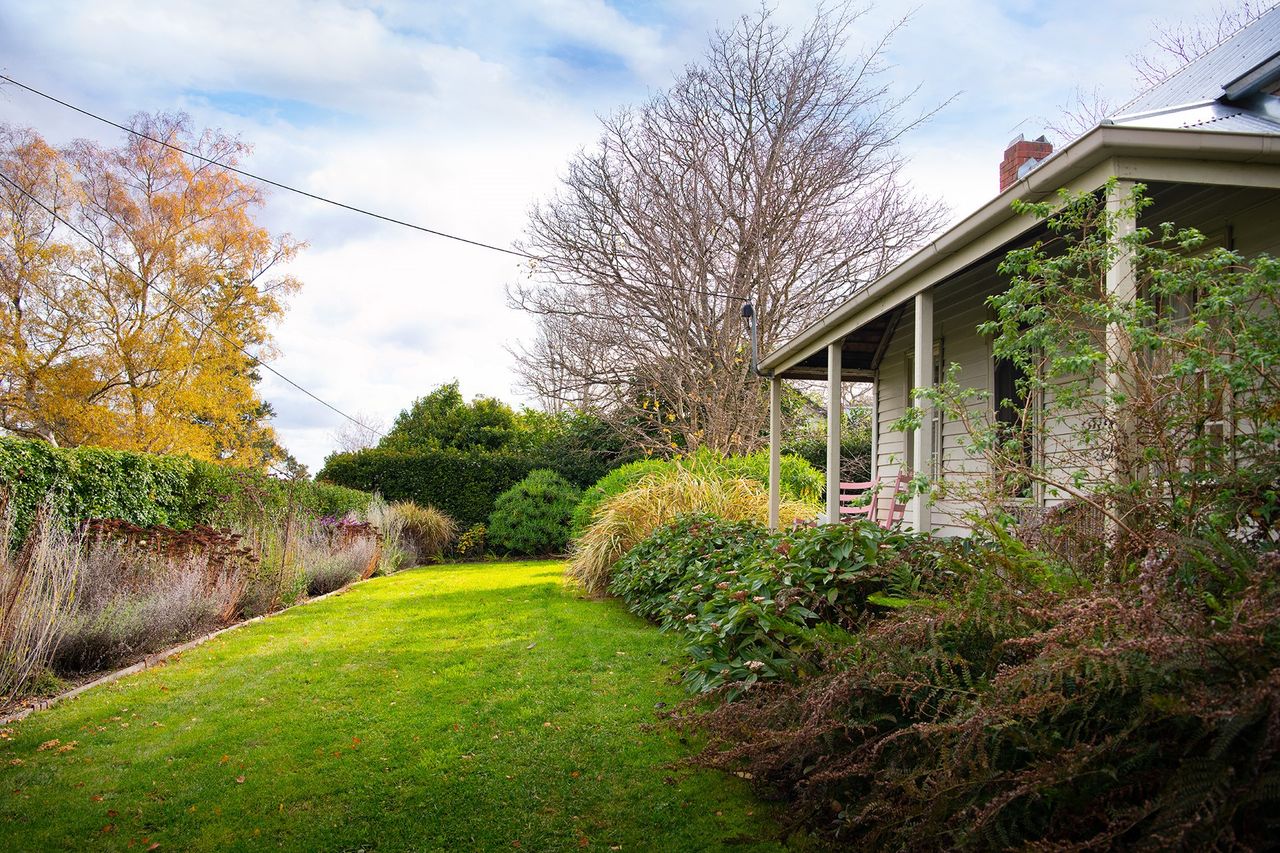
0 436 371 548
487 469 580 556
455 523 487 561
609 515 937 694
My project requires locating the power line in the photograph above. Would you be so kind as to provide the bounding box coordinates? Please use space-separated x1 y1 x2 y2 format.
0 73 749 303
0 168 386 438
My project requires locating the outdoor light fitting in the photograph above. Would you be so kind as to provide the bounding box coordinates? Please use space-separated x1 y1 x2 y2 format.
742 301 765 377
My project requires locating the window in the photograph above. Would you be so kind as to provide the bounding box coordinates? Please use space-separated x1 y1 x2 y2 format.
993 355 1034 498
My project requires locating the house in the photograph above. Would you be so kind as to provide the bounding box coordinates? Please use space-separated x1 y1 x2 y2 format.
758 7 1280 534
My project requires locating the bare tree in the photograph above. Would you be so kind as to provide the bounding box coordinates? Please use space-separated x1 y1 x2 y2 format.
1044 85 1118 143
1045 2 1271 143
510 5 948 455
1130 1 1271 87
329 409 386 454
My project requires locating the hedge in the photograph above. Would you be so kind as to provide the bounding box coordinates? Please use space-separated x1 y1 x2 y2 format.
318 448 607 529
0 436 371 543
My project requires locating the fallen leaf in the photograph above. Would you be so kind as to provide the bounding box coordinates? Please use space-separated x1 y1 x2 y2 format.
91 795 104 802
235 776 245 784
147 844 160 851
37 739 60 751
8 759 23 766
107 809 118 818
102 824 115 834
578 836 590 848
570 771 580 778
219 755 229 765
57 741 78 753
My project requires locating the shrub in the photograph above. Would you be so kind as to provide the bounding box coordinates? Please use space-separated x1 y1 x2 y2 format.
52 543 236 674
0 436 372 547
319 448 601 530
612 515 932 693
683 535 1280 849
298 530 378 597
394 502 457 563
455 524 487 561
48 521 257 675
570 449 823 537
488 470 581 556
0 499 81 700
568 465 819 596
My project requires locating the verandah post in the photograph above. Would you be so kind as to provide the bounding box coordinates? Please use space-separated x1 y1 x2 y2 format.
827 341 842 524
769 376 781 531
911 288 934 533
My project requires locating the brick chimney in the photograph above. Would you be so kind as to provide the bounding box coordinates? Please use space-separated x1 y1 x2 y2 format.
999 134 1053 191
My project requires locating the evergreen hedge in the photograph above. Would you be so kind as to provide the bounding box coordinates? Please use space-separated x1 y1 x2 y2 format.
0 436 370 543
318 448 607 529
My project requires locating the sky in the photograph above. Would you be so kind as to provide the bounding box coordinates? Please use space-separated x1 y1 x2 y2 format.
0 0 1224 472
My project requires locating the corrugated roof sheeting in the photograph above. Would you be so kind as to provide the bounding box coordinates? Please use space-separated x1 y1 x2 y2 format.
1112 100 1280 133
1124 6 1280 112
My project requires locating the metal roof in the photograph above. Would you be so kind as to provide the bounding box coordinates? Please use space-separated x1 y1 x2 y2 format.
1123 6 1280 112
1110 99 1280 133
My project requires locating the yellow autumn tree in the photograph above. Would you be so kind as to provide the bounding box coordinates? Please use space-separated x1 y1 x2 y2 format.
0 114 302 466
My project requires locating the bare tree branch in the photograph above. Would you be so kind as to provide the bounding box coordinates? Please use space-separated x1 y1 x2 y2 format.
509 3 948 454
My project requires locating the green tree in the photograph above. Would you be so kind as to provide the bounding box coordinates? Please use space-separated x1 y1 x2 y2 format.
380 382 520 453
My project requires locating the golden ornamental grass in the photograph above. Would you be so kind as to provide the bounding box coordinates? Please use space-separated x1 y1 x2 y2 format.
567 466 819 596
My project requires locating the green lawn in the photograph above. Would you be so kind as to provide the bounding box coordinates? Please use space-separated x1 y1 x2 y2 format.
0 561 790 851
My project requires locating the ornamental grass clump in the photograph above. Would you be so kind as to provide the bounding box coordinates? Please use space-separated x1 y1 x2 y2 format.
567 465 818 596
570 450 822 537
488 469 580 556
362 494 409 574
394 501 457 563
0 498 81 701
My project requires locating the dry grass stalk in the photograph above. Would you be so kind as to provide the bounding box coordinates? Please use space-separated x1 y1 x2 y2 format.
568 466 818 595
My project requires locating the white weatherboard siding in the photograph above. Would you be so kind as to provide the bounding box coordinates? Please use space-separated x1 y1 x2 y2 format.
870 184 1280 535
874 267 1005 535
